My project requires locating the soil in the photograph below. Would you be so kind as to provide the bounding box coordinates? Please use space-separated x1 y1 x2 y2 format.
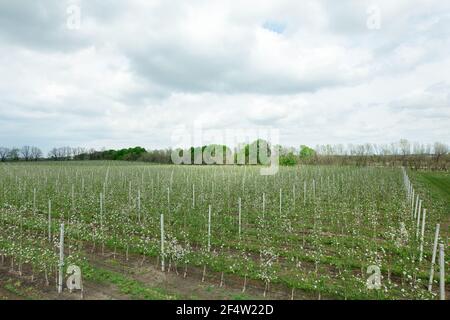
0 259 128 300
0 245 317 300
2 241 444 300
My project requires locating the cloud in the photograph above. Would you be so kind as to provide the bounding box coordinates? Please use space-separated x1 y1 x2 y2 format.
0 0 449 153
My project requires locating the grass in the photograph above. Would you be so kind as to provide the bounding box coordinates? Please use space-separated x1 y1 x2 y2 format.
82 262 179 300
409 170 450 240
413 172 450 209
3 280 37 300
230 293 254 300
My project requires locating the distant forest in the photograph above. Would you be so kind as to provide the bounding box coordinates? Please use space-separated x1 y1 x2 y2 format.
0 139 448 170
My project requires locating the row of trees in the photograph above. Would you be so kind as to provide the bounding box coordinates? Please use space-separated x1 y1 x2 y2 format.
1 139 448 169
0 145 170 163
313 140 448 158
306 140 449 169
73 147 147 161
47 146 164 162
0 146 43 161
47 146 87 160
173 140 272 165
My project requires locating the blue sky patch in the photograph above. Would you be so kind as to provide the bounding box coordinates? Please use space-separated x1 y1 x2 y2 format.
262 20 286 34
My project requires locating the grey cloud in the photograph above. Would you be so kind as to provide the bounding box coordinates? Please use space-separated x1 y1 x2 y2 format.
0 0 89 52
0 0 449 150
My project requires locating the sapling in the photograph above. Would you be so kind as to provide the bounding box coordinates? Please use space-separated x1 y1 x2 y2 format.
238 198 242 239
208 205 212 252
167 187 170 221
439 244 445 300
241 251 250 293
304 181 307 205
313 179 316 199
58 223 64 294
165 233 185 275
161 214 165 272
416 200 422 238
419 209 426 262
128 181 132 207
413 196 419 219
259 248 278 298
137 189 141 223
100 192 104 255
71 184 75 214
181 234 192 278
279 188 282 215
192 184 195 208
293 184 296 208
33 188 36 215
262 193 265 219
48 200 52 243
428 224 440 292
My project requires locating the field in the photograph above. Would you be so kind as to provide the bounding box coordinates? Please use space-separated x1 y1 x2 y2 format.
0 162 448 300
410 171 450 220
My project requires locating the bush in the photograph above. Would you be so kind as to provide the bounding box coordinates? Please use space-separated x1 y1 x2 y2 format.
279 152 298 166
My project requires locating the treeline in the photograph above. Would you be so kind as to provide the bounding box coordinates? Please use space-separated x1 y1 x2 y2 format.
0 139 448 170
173 140 272 165
0 146 43 161
73 147 172 163
304 140 449 170
73 140 274 165
170 139 449 169
0 145 171 163
73 147 147 161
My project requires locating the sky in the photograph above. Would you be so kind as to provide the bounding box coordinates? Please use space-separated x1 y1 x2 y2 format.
0 0 449 153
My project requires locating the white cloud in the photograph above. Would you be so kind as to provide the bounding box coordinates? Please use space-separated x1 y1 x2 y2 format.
0 0 449 153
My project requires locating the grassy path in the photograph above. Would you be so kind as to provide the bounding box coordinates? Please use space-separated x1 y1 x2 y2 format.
409 170 450 240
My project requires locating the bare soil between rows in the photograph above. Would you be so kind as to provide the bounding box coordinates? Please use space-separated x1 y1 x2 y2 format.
0 245 322 300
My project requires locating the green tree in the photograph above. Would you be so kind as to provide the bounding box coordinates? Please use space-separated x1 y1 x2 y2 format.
280 152 298 166
299 145 315 160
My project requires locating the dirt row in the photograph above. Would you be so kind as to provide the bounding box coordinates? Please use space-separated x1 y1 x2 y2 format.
0 259 128 300
0 244 319 300
84 244 320 300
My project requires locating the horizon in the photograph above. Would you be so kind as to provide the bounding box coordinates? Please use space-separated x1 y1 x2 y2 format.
1 138 448 159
